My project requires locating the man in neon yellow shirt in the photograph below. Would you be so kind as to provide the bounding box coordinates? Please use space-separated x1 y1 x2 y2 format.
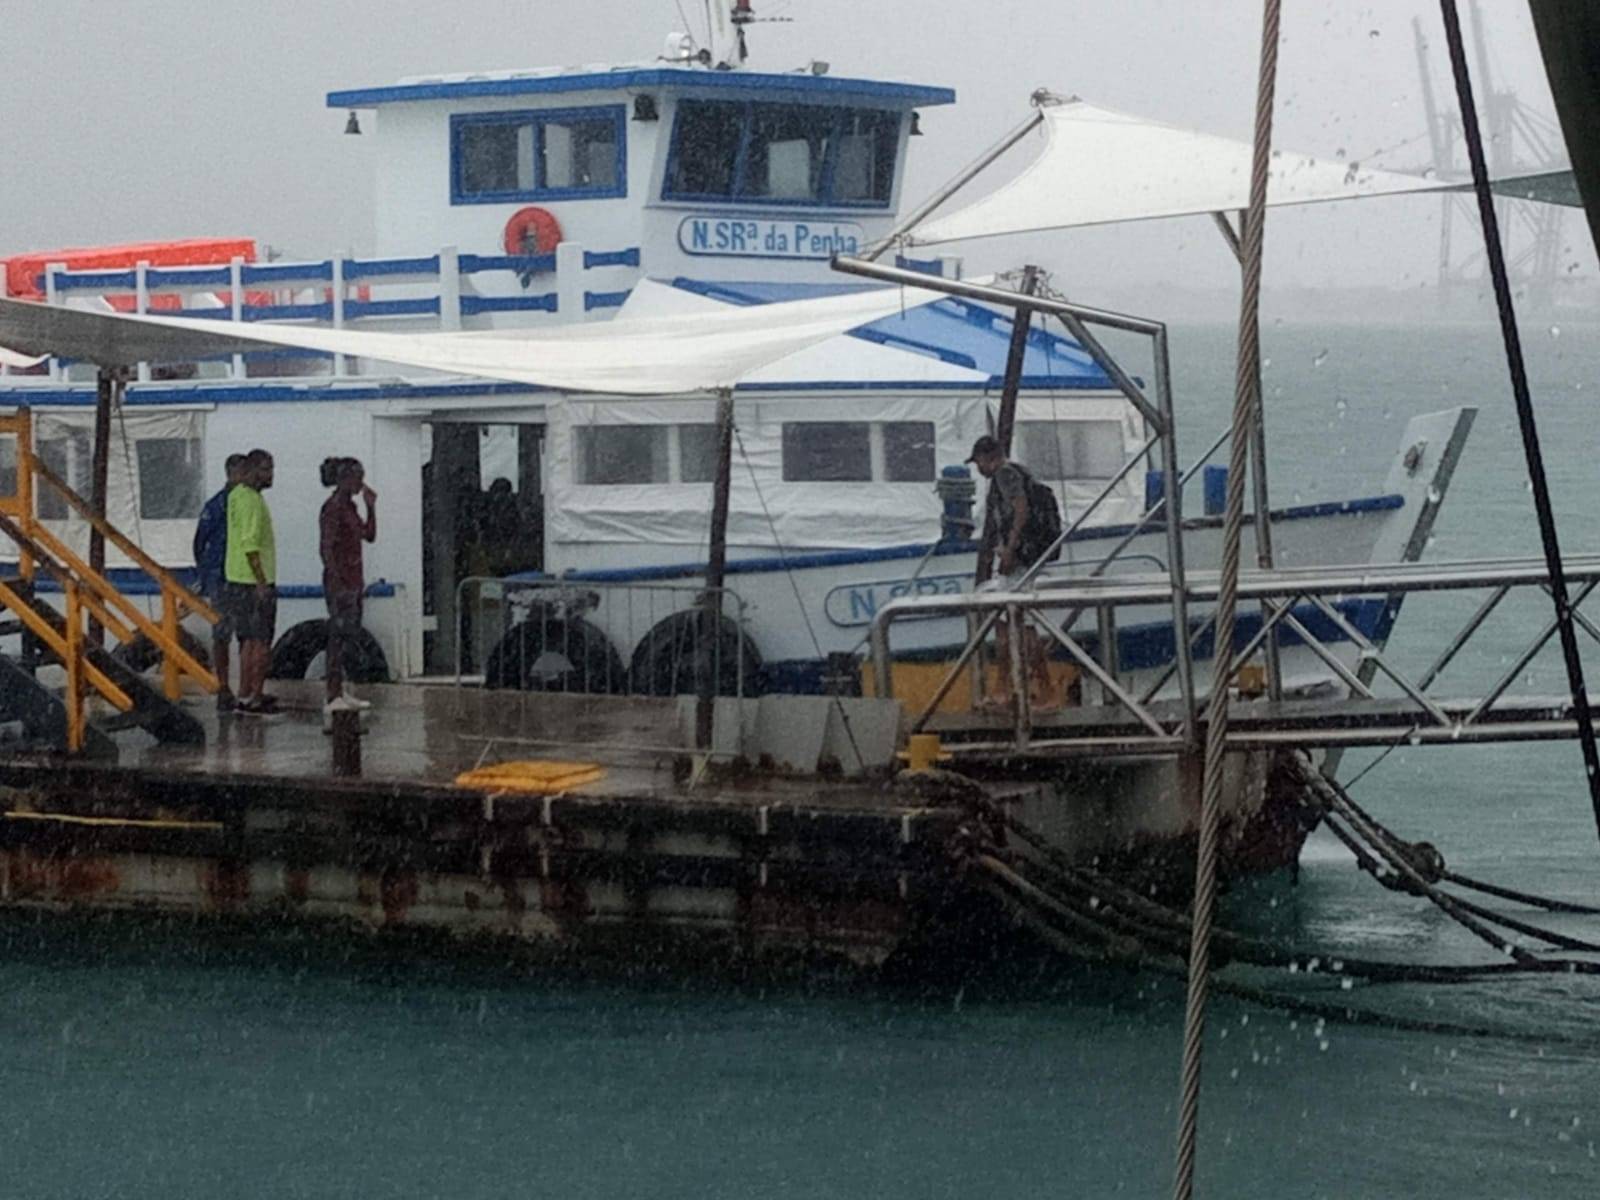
224 448 278 714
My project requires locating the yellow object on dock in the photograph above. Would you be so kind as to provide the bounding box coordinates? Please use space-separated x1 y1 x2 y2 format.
899 734 952 773
862 658 1081 716
454 760 605 794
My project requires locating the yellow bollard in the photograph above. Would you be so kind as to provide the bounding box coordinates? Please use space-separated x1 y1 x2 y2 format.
903 734 949 773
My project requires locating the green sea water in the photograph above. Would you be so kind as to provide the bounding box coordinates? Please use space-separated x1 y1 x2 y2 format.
4 319 1600 1198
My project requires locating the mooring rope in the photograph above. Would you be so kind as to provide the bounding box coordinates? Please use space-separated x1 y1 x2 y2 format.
1174 3 1282 1196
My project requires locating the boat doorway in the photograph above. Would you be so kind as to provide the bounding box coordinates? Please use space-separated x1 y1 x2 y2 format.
421 421 545 675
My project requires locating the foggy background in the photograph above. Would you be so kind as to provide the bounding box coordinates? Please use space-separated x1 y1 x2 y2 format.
0 0 1591 318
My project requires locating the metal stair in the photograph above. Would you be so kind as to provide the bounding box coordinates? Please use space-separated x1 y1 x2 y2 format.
0 406 220 756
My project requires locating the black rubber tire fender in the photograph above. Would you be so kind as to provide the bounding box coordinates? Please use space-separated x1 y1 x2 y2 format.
267 619 391 684
484 615 626 693
628 610 763 698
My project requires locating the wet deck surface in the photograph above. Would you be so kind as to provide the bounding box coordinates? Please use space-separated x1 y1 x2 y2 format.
106 682 918 812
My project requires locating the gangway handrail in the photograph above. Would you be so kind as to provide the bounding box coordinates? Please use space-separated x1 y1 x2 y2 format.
0 406 219 749
30 456 219 626
870 552 1600 761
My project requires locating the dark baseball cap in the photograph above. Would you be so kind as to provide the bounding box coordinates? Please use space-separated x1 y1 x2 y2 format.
965 435 1001 463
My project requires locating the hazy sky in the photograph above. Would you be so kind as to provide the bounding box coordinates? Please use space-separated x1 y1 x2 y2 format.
0 0 1587 302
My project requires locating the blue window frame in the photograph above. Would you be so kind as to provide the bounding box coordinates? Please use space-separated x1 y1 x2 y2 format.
663 100 902 209
450 104 627 205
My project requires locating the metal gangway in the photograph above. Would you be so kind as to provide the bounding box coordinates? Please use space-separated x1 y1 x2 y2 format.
870 554 1600 760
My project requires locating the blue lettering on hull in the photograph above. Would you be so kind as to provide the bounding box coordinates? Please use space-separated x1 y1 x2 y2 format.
679 216 866 260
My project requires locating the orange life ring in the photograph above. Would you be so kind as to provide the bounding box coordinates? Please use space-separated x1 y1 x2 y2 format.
503 206 564 258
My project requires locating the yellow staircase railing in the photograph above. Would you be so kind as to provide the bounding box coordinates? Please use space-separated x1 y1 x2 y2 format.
0 406 219 751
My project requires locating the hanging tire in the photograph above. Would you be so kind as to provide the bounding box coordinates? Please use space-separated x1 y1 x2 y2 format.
629 610 762 698
484 615 626 694
112 626 211 675
268 619 391 684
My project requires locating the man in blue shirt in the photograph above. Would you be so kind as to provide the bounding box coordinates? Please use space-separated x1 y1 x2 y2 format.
193 453 245 711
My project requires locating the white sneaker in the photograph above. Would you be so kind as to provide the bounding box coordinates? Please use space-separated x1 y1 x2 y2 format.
340 687 374 710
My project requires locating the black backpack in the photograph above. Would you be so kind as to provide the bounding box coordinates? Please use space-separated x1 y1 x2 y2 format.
1013 464 1064 565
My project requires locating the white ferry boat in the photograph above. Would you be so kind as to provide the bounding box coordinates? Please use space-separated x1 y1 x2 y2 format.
0 2 1471 718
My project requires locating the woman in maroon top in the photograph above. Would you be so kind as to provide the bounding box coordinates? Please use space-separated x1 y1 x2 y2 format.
319 458 377 708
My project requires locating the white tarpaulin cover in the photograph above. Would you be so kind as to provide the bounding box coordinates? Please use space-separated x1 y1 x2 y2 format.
908 99 1444 245
0 344 45 368
0 282 952 395
29 408 205 569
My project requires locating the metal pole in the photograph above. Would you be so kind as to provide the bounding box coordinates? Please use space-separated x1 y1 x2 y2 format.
1153 327 1198 740
1439 0 1600 841
88 367 117 648
1174 3 1282 1198
1241 216 1283 703
1212 209 1281 700
994 266 1040 454
862 110 1046 262
697 387 737 750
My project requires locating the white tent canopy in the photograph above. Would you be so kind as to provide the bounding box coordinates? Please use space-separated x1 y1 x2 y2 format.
0 280 952 397
907 98 1447 246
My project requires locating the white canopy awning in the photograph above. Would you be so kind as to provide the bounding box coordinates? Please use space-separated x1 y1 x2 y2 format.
0 344 45 369
0 279 951 396
907 99 1446 246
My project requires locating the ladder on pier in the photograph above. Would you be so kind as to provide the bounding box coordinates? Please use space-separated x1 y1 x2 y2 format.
0 408 219 756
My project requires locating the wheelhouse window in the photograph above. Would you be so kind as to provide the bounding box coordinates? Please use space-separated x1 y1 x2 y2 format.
1016 420 1125 481
665 101 902 207
452 105 626 204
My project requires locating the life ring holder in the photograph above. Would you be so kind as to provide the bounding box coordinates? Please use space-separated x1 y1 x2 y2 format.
502 206 563 278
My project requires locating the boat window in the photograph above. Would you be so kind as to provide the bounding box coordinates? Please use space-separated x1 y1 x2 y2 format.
452 105 626 204
678 424 720 484
782 422 872 482
883 422 936 482
738 105 834 201
136 438 204 520
36 432 92 521
665 101 901 207
833 110 901 203
665 101 746 199
575 425 669 486
0 435 17 505
1016 420 1126 481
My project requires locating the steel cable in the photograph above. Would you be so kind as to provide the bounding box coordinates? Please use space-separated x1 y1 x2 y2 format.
1174 4 1282 1197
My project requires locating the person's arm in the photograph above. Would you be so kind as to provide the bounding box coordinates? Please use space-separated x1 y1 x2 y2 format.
361 485 377 543
192 497 217 564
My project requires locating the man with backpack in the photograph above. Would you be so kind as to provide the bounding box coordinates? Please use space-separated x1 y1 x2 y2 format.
967 435 1062 712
